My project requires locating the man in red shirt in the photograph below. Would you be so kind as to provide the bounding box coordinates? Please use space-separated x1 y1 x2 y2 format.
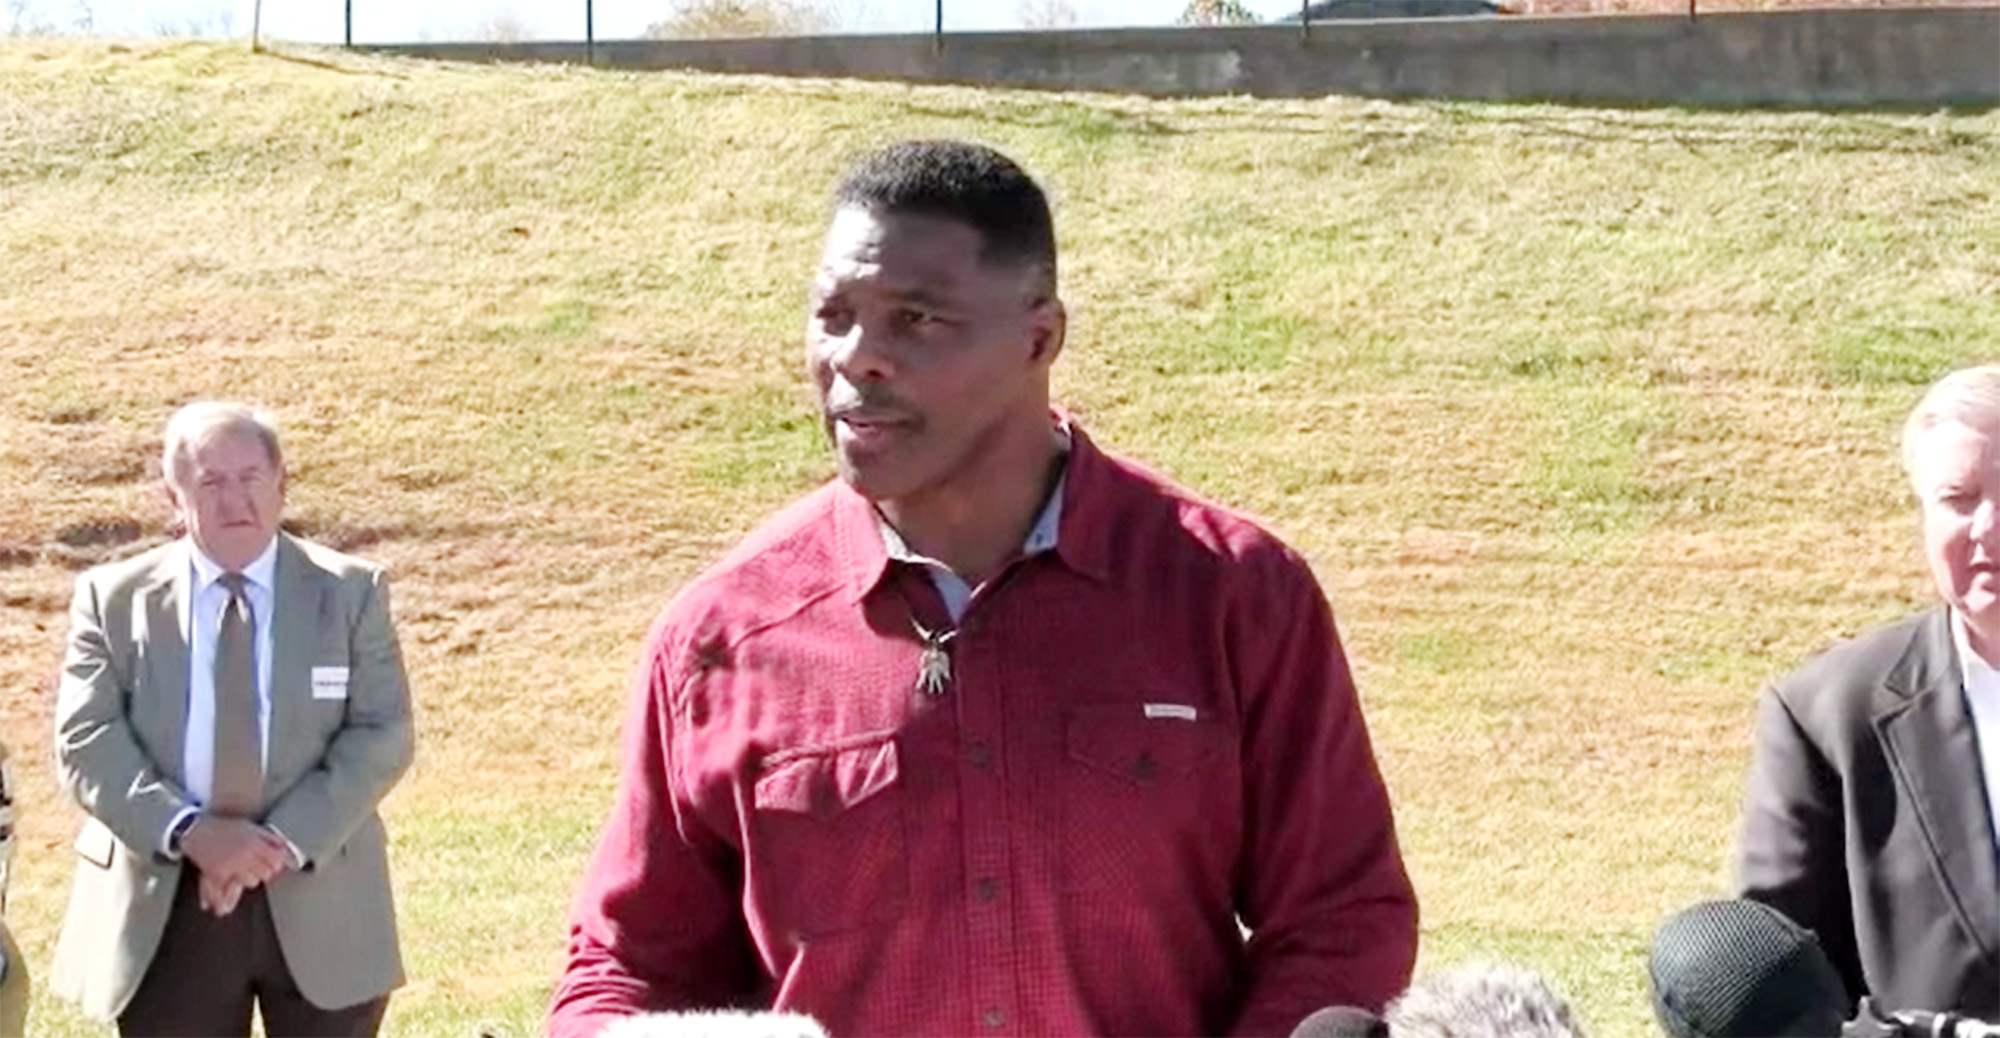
549 140 1417 1037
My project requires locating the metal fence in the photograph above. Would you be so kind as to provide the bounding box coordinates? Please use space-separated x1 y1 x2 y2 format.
24 0 1918 48
0 0 1513 48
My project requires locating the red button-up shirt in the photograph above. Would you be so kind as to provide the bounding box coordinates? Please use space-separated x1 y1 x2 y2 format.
550 424 1417 1037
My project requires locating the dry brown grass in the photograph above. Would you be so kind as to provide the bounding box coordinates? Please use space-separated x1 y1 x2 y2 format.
1 39 1997 1035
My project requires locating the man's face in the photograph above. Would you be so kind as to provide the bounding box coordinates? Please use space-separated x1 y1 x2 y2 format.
1913 419 2000 647
806 206 1061 505
168 429 285 572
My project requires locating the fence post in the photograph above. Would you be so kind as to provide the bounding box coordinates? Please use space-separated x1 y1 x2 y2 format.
1301 0 1310 39
586 0 595 64
344 0 353 46
251 0 262 50
934 0 943 54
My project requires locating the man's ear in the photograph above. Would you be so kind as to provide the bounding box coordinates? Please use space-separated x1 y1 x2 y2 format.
157 479 187 537
1027 297 1066 367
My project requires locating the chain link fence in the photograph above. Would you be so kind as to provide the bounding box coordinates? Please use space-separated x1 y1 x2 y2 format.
7 0 1986 45
5 0 1507 44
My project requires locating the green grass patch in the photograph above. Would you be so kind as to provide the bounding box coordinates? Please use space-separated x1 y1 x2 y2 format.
692 381 831 494
1818 304 1999 387
1527 378 1676 541
1395 628 1484 673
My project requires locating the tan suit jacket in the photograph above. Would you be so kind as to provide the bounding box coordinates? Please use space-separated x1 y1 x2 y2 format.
1737 606 2000 1016
0 735 27 1037
51 534 415 1022
0 918 28 1037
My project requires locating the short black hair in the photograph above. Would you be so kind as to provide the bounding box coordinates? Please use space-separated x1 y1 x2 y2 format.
832 140 1057 297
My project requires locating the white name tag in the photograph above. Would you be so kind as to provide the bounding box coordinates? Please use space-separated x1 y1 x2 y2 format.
1143 703 1198 721
311 666 350 700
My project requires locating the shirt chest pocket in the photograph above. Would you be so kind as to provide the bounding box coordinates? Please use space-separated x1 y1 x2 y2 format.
749 735 908 937
1061 703 1240 894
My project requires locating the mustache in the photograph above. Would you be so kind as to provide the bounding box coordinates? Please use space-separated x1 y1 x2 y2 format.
823 390 920 423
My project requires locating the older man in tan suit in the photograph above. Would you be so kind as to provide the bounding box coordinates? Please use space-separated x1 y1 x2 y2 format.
52 401 415 1037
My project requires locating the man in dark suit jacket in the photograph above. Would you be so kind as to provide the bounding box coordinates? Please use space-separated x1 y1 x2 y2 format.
1738 365 2000 1019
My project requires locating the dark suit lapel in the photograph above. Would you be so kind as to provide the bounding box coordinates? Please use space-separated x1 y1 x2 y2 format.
267 535 325 799
1876 607 2000 962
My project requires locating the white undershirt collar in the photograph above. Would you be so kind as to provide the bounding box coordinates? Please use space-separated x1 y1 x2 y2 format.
877 431 1071 624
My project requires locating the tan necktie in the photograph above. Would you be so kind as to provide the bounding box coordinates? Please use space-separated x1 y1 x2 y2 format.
211 572 263 816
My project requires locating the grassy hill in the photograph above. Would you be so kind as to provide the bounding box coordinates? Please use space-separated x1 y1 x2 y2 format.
2 37 1997 1036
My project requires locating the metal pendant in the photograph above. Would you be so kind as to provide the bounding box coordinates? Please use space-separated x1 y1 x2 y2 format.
912 617 957 697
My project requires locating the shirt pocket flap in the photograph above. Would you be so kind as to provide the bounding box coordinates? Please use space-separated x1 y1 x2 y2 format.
754 737 900 820
1067 703 1232 785
75 818 117 868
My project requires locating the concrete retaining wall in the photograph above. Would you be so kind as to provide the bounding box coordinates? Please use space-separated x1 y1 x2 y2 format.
370 8 2000 107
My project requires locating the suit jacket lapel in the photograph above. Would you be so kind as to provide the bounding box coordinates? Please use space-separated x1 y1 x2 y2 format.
267 535 323 798
1877 607 2000 963
136 544 190 783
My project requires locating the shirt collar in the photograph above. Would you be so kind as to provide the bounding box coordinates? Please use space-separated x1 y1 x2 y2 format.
188 535 279 597
1949 609 2000 691
836 411 1114 604
875 432 1070 567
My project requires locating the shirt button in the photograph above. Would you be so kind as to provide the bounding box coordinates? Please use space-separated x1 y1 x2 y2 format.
974 877 999 902
982 1008 1006 1030
968 742 991 769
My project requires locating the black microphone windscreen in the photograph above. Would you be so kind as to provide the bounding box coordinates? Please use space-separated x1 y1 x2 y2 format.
1648 899 1849 1038
1291 1006 1389 1038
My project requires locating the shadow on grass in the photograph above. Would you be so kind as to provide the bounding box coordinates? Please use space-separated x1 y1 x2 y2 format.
886 98 1185 139
0 516 510 572
258 46 412 79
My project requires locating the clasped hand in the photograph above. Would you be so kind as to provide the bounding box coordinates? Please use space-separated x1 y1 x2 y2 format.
182 815 293 917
